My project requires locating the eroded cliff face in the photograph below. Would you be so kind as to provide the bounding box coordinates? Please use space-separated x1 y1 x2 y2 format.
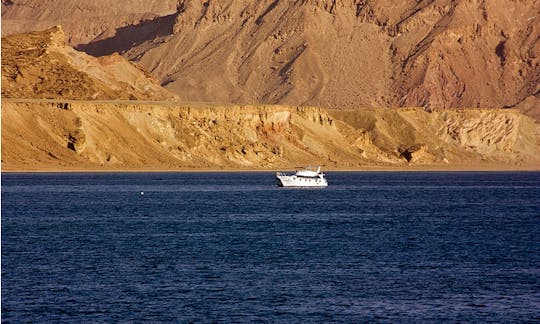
2 100 538 171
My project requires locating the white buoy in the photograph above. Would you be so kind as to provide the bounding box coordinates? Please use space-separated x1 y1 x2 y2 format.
140 191 144 195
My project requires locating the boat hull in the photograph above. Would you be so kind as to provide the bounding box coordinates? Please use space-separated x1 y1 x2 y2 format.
276 175 328 187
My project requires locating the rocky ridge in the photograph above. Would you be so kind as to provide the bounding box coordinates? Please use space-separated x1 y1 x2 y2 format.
1 0 178 45
2 99 538 171
1 26 177 100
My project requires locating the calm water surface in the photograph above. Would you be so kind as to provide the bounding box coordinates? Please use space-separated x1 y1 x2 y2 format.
2 172 540 322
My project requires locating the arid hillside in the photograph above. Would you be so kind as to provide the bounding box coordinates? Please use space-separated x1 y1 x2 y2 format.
2 2 539 171
1 26 177 100
4 0 538 113
1 0 178 45
2 99 539 171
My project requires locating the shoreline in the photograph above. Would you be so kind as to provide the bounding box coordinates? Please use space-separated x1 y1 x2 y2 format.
2 164 539 173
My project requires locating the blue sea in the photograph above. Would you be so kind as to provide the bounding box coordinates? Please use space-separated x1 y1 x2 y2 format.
2 172 540 322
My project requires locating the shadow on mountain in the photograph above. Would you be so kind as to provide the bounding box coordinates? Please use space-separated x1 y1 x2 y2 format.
77 13 176 57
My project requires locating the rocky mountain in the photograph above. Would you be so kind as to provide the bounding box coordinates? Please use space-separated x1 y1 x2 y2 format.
5 0 537 113
2 1 539 171
1 26 177 100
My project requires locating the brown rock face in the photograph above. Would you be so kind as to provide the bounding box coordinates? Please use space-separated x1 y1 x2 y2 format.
1 27 177 100
1 0 178 45
3 1 539 114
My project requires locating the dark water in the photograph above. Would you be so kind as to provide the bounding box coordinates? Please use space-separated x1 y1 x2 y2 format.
2 172 539 322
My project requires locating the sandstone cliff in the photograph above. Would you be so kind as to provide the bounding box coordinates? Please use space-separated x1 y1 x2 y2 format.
2 100 538 171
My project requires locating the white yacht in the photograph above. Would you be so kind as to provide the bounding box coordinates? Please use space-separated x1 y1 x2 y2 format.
276 166 328 187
